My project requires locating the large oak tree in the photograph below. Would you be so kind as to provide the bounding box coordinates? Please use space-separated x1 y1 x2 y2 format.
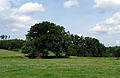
22 21 70 57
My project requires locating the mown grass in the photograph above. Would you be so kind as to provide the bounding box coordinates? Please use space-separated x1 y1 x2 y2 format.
0 49 120 78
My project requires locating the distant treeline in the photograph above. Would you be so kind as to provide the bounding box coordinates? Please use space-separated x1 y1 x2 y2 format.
106 46 120 57
0 35 10 40
0 39 25 51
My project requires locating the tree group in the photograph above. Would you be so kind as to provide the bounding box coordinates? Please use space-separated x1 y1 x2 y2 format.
21 21 106 57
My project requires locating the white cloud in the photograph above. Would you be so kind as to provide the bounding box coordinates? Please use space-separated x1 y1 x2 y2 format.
116 40 120 44
90 12 120 34
92 0 120 34
6 15 38 28
64 0 79 8
0 0 45 32
93 0 120 10
19 2 45 13
0 0 10 11
90 24 108 34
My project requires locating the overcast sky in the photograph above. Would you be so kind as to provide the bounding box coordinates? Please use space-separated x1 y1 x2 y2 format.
0 0 120 46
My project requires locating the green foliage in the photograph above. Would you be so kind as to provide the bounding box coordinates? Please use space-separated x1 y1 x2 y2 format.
106 46 120 57
70 35 106 57
21 41 35 55
113 47 120 57
84 37 106 57
0 39 24 50
22 21 69 57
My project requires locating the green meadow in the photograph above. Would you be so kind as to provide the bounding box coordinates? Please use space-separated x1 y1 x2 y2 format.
0 49 120 78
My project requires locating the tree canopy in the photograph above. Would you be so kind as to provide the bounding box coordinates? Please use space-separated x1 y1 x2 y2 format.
21 21 107 57
22 21 69 57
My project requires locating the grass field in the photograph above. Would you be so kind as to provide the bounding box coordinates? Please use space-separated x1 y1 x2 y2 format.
0 49 120 78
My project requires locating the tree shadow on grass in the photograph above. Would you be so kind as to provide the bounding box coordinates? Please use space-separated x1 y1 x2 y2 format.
26 56 69 59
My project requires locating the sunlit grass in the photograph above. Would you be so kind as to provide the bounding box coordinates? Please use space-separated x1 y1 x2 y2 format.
0 49 120 78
